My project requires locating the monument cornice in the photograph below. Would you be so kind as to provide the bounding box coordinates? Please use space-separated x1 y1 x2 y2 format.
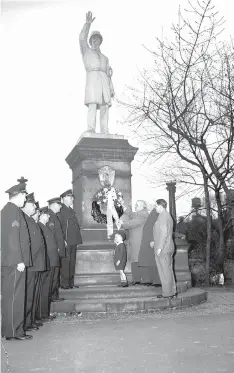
66 137 138 170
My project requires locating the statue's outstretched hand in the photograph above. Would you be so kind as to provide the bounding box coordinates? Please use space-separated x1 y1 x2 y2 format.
86 11 95 24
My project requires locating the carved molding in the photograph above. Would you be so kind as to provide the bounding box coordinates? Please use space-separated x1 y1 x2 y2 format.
66 138 138 170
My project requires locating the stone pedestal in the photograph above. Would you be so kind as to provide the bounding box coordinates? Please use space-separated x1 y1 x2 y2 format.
66 133 138 285
66 133 138 242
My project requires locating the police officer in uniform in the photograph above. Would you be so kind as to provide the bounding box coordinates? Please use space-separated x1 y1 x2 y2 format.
38 206 59 320
1 183 33 340
57 189 82 289
31 201 49 322
47 197 66 301
22 193 46 331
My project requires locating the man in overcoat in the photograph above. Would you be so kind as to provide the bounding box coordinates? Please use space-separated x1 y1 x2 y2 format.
121 200 149 285
151 199 177 298
38 206 59 320
47 197 66 301
1 183 32 340
22 193 46 331
57 189 82 289
138 207 161 286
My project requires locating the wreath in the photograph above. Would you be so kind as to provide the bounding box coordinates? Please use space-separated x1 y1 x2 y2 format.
91 186 124 224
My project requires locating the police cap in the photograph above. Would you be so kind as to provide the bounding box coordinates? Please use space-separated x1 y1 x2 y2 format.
60 189 74 199
5 183 27 198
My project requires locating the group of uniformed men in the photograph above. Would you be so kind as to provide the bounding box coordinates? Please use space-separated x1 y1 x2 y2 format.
1 177 82 341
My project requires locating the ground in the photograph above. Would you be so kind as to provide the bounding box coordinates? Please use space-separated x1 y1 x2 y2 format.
2 287 234 373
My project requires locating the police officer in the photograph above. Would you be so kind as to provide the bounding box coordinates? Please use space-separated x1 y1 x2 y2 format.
1 183 33 340
38 206 59 320
22 193 46 331
31 201 49 322
47 197 66 301
57 189 82 289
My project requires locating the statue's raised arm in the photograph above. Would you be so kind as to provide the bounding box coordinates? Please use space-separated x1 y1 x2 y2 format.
79 11 95 55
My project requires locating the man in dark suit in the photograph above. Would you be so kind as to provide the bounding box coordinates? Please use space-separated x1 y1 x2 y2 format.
22 193 46 331
38 206 60 320
57 189 82 289
47 197 66 301
138 207 161 286
1 183 33 340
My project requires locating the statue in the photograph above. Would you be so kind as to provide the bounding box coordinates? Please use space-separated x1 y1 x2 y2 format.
79 11 115 134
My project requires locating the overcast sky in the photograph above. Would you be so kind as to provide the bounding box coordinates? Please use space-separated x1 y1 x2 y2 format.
1 0 233 214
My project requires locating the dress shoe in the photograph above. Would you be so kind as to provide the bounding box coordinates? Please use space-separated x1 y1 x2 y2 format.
142 283 152 286
157 294 177 299
24 325 39 331
152 284 161 287
33 322 43 327
42 315 56 322
131 282 140 286
118 283 129 288
168 293 178 299
6 334 33 341
51 298 65 302
70 285 79 288
61 286 70 289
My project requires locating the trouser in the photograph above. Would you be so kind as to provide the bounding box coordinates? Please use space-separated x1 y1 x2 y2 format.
1 266 26 338
131 262 141 283
155 253 177 297
87 104 109 133
140 266 161 284
39 270 52 319
32 271 43 323
32 272 43 322
24 270 36 327
50 266 60 301
60 245 77 287
119 270 127 282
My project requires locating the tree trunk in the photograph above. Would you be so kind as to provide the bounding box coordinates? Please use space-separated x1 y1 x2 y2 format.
215 189 225 272
203 175 212 286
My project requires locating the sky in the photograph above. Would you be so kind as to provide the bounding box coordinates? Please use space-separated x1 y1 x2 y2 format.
1 0 234 215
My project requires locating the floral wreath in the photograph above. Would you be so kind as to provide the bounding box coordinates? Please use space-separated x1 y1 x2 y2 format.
91 186 125 224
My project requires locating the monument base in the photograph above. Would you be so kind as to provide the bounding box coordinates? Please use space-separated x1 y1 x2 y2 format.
65 133 191 288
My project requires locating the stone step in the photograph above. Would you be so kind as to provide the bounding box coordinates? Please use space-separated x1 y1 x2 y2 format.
75 272 191 286
74 273 133 286
51 288 208 314
59 281 191 300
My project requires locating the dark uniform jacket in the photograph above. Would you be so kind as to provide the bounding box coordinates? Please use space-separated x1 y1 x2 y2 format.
57 204 82 246
20 210 32 267
138 208 159 267
39 222 60 267
24 214 46 272
47 209 66 258
113 242 127 270
1 202 32 267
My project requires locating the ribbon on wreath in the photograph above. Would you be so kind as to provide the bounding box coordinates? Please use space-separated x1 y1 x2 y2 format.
106 187 122 238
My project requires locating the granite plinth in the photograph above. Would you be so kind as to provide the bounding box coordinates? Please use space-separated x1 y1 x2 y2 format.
74 238 191 286
174 238 191 282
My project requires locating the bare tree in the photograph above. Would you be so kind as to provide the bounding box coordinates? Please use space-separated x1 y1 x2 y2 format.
121 0 234 284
